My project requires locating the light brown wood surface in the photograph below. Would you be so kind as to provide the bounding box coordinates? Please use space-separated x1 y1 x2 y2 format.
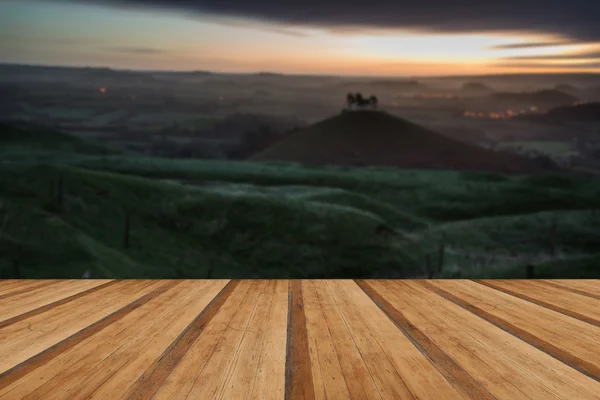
0 279 598 399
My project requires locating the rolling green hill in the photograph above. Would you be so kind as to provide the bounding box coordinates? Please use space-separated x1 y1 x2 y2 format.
1 121 599 278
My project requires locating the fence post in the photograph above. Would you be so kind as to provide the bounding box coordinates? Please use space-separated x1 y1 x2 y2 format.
57 173 64 211
526 265 534 279
438 240 445 275
426 255 433 279
549 219 557 257
123 212 131 249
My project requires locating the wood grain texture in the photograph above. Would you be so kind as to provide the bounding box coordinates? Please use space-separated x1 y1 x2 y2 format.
0 280 175 390
0 280 194 399
544 280 600 297
0 280 164 374
424 280 600 381
0 280 114 322
475 280 600 327
125 279 237 400
0 279 599 400
0 281 63 299
250 280 288 400
372 280 600 400
536 280 600 300
0 280 118 329
285 280 315 400
152 280 253 399
330 280 465 399
357 280 493 400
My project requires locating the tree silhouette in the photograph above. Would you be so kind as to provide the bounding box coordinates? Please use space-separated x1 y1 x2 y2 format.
346 92 379 109
369 95 378 108
355 92 365 108
346 92 356 109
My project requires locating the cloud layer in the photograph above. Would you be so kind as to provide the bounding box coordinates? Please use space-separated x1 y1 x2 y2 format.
60 0 600 42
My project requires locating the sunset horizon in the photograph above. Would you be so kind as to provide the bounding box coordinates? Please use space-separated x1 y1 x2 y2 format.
2 0 600 77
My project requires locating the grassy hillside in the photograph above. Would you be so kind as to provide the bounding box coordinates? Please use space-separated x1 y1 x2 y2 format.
251 110 550 174
1 122 599 278
0 122 119 156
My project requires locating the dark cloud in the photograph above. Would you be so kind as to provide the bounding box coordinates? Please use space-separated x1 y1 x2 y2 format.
494 61 600 69
503 51 600 60
106 46 168 54
58 1 600 42
489 41 577 50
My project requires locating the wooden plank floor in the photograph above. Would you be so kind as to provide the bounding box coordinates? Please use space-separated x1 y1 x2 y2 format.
0 280 599 399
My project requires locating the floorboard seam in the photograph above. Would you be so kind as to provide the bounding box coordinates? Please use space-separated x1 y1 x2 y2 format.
124 279 239 400
0 280 180 391
285 280 315 400
534 281 600 301
420 281 600 382
0 280 120 329
473 280 600 328
355 279 497 400
0 280 66 301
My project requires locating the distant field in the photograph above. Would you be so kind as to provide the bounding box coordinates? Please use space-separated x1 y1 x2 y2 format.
128 112 220 126
498 140 572 156
41 107 103 120
178 115 224 130
89 109 130 125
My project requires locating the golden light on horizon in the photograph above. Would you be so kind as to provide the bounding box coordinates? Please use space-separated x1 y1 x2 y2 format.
3 0 600 76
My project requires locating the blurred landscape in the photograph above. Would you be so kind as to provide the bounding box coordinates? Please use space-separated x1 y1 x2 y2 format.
1 64 600 279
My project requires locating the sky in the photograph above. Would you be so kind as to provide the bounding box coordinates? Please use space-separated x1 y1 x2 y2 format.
1 0 600 76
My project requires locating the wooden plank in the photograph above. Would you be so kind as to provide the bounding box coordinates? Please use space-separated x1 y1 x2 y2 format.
0 280 113 322
357 280 493 400
0 281 156 353
537 280 600 300
476 280 600 327
1 279 600 400
0 280 189 399
181 280 266 400
153 280 267 400
368 280 600 400
303 280 353 400
250 280 288 400
0 281 175 391
219 281 284 400
0 280 29 295
286 281 316 400
151 280 253 400
545 280 600 296
0 280 118 329
0 280 163 373
332 280 465 400
0 281 63 299
425 280 600 381
44 280 228 400
312 281 383 400
124 279 239 400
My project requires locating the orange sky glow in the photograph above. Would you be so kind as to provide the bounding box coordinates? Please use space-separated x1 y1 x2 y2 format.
1 1 599 76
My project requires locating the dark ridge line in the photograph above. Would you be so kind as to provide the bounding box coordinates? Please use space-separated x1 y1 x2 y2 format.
355 280 496 400
474 280 600 328
125 280 240 400
0 280 66 301
420 281 600 382
0 280 119 329
534 281 600 301
285 280 315 400
0 280 179 391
